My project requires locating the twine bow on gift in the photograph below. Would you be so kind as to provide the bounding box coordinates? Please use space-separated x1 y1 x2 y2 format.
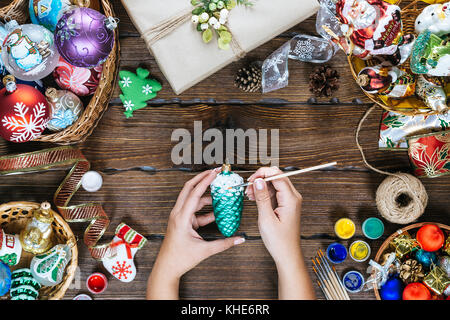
0 146 118 261
141 5 246 60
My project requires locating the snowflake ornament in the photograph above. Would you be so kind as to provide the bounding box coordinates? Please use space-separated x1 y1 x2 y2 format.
2 102 48 142
118 68 162 118
0 82 51 143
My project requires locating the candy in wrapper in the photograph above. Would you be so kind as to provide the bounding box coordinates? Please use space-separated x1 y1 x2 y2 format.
328 0 414 64
423 265 450 295
390 234 420 259
357 65 416 99
416 75 449 114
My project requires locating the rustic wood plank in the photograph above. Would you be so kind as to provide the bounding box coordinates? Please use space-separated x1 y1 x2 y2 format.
0 103 413 172
0 170 447 299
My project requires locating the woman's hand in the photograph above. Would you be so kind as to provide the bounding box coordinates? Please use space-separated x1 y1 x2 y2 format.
147 169 246 300
246 166 315 300
246 166 302 264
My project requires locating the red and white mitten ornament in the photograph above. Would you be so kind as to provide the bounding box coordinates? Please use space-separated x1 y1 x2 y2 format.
102 223 147 283
0 75 50 143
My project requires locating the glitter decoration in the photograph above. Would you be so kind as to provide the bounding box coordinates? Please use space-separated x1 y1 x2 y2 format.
54 7 117 68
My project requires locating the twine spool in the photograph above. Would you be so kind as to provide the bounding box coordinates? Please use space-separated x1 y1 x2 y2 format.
356 106 428 224
375 173 428 224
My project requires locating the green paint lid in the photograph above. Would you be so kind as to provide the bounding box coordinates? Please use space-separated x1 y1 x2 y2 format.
362 217 384 240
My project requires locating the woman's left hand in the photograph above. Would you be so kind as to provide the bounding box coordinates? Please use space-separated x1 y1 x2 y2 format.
147 169 245 299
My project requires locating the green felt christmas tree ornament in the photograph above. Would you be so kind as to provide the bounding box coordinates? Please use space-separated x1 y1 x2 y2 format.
118 68 162 118
210 164 244 237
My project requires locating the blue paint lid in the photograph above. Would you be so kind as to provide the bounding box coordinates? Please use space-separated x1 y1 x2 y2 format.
326 242 348 264
343 271 364 293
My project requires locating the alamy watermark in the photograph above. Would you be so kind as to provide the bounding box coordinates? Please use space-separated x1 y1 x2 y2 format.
171 121 279 166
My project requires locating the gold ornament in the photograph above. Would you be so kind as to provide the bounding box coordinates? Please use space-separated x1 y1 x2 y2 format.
445 235 450 255
424 265 450 295
399 259 425 284
20 202 55 254
390 234 420 259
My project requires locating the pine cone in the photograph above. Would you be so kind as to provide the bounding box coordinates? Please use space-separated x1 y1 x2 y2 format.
400 259 425 284
235 63 262 93
309 65 340 97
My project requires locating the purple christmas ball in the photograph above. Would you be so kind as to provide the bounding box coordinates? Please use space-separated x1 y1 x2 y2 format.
54 7 117 68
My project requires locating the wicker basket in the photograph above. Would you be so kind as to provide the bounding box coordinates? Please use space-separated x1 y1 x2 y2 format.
0 201 78 300
0 0 120 145
373 222 450 300
348 0 439 116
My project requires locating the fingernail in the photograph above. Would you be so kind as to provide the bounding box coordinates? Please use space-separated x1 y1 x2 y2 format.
254 178 265 190
234 237 245 245
214 167 222 172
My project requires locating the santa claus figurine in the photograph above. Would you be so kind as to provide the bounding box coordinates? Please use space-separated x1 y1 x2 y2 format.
334 0 414 64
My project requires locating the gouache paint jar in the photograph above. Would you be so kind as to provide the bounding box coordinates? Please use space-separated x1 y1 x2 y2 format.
362 217 384 240
86 272 108 294
326 243 348 264
349 240 371 262
334 218 356 240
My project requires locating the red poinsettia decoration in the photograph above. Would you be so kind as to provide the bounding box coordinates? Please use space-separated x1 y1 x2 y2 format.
407 132 450 178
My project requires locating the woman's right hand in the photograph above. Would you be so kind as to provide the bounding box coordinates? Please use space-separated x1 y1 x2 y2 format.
245 167 303 265
246 167 315 300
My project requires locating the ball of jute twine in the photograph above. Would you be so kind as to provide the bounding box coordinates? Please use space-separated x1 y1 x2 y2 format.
356 106 428 224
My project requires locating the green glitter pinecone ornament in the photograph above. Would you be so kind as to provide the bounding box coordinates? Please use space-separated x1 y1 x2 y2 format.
210 164 244 237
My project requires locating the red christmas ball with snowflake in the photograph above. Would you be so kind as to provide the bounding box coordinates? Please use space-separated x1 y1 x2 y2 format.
0 76 50 143
53 57 103 96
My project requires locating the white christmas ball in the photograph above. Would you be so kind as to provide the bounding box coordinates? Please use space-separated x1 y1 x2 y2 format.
81 171 103 192
1 21 60 81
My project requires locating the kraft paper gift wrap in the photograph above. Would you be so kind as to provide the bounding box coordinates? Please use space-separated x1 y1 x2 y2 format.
121 0 320 94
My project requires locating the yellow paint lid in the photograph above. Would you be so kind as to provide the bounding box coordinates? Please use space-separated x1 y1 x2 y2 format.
334 218 356 240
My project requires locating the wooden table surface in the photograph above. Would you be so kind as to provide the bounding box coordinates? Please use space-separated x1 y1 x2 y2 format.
0 0 449 300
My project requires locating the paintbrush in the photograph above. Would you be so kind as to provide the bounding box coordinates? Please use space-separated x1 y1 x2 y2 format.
319 249 351 300
227 162 338 189
317 251 348 300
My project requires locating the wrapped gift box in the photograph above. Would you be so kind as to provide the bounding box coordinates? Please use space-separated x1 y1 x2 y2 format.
121 0 320 94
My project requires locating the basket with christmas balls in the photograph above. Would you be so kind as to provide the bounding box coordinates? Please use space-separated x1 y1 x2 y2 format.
0 201 78 300
318 0 450 116
0 0 119 145
370 222 450 300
